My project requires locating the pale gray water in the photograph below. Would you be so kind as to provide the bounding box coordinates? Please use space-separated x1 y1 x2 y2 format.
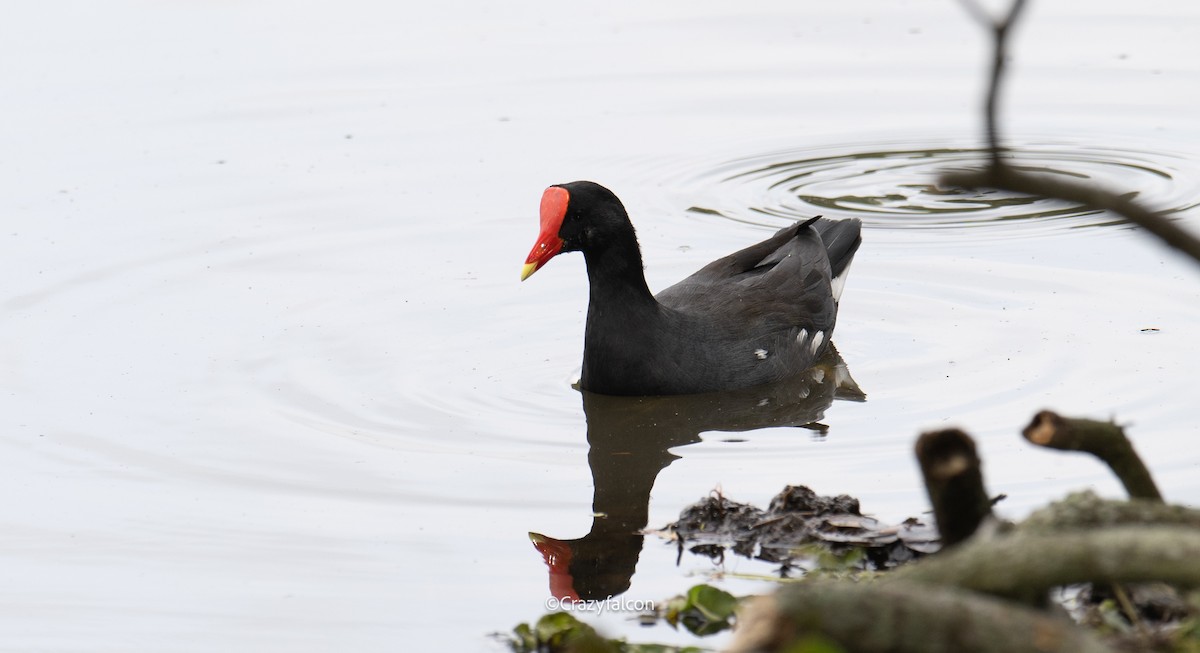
2 1 1199 651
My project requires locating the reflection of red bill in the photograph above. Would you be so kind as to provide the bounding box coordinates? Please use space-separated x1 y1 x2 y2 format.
528 532 578 601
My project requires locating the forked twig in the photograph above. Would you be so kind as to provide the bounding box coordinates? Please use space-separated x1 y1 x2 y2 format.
948 0 1200 266
958 0 1028 164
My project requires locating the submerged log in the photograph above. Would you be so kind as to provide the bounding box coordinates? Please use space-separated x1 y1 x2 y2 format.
730 580 1112 653
1021 410 1162 501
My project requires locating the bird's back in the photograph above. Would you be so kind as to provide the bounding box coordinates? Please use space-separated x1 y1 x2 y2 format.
639 217 861 393
656 217 860 323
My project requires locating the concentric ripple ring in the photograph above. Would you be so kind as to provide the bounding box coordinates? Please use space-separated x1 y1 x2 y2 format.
677 139 1200 241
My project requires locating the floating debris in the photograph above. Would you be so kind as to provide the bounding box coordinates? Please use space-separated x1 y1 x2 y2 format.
656 485 940 571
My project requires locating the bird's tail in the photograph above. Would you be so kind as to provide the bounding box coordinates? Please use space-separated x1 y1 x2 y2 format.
810 218 863 301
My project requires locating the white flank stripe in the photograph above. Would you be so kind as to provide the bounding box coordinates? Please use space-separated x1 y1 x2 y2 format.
809 330 825 355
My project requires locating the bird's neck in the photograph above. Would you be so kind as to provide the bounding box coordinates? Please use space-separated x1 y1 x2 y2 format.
578 230 664 395
582 230 656 309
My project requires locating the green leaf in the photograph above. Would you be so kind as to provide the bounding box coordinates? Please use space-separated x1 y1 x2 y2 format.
686 584 738 623
509 622 536 651
535 611 586 641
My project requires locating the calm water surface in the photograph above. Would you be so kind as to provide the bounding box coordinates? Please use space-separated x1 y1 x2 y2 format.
3 1 1199 650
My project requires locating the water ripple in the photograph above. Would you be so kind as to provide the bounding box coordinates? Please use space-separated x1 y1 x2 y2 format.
676 139 1200 242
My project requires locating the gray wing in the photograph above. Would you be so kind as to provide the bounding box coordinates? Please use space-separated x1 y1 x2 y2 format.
655 219 838 335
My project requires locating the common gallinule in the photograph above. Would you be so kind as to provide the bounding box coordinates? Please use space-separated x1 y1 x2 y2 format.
521 181 861 396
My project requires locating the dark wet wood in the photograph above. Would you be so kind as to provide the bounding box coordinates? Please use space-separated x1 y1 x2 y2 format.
914 428 994 548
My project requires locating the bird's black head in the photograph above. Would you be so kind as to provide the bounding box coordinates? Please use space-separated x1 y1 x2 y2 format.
521 180 633 281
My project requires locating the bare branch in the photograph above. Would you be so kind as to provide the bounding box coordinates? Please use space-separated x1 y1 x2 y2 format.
942 167 1200 266
959 0 1029 163
957 0 997 29
952 0 1200 265
1022 410 1163 501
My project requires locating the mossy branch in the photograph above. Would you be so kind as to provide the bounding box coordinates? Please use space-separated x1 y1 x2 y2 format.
1019 490 1200 533
885 525 1200 602
730 581 1113 653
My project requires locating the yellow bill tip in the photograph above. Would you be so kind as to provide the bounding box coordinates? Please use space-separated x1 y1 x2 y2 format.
520 262 538 281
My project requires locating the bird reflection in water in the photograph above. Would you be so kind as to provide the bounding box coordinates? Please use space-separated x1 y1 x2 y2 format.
529 345 864 601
